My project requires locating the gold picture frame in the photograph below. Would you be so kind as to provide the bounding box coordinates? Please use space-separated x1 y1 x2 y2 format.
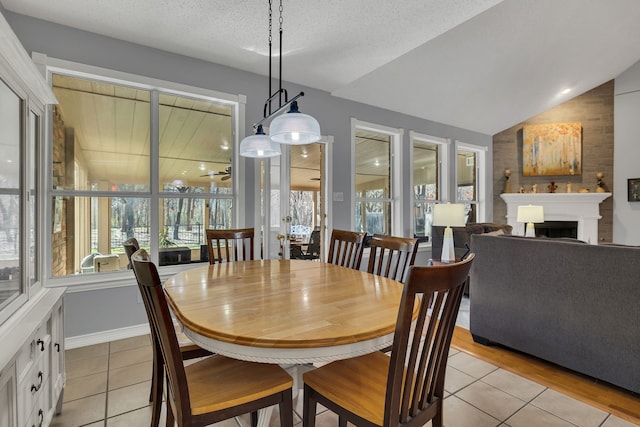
522 122 582 176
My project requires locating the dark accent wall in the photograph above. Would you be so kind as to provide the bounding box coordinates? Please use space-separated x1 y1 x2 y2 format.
492 81 614 243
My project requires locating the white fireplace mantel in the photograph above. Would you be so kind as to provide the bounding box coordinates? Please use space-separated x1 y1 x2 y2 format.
500 193 611 244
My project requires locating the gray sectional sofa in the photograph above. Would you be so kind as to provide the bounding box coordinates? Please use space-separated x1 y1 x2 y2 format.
469 234 640 394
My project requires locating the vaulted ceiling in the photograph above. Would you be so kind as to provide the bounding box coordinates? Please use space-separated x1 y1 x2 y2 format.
4 0 640 135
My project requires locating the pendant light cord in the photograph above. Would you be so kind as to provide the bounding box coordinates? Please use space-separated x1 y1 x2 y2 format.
268 0 272 115
279 0 283 107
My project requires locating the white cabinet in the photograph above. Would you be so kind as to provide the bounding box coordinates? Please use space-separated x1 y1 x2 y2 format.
0 288 65 427
50 301 64 415
0 363 17 427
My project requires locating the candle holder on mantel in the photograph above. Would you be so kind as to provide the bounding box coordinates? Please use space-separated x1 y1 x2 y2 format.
503 168 512 193
596 172 607 193
548 181 558 193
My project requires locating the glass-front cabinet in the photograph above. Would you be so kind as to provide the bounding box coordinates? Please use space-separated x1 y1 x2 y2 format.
0 76 48 326
0 78 24 322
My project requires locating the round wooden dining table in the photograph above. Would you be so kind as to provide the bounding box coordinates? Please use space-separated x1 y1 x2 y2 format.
163 259 410 365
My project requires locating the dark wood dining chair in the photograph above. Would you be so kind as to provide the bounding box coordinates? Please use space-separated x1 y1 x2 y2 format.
123 238 211 427
367 234 419 283
326 229 366 270
302 254 475 427
305 229 321 260
130 248 294 427
367 234 419 353
206 228 255 264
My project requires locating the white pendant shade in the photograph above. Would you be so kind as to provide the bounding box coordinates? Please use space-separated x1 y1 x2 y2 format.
270 109 321 145
239 131 281 158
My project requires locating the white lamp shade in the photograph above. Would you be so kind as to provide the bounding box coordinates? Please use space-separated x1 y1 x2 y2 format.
432 203 466 227
240 133 281 158
270 111 321 145
517 205 544 223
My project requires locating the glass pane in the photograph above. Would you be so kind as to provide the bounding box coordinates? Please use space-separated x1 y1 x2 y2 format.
51 196 150 276
413 201 437 241
0 80 20 189
52 74 151 191
413 141 438 240
159 94 233 194
159 197 232 265
457 149 476 202
0 79 22 309
290 143 322 242
0 195 20 309
355 201 391 236
457 148 477 224
29 111 39 286
355 130 390 199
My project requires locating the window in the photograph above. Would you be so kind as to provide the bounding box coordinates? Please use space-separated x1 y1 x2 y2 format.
49 71 239 277
352 119 402 236
410 132 448 242
455 141 486 223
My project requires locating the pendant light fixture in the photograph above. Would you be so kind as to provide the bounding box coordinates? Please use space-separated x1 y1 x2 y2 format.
239 0 321 158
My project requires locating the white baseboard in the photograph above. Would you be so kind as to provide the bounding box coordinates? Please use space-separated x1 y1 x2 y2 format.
65 323 150 349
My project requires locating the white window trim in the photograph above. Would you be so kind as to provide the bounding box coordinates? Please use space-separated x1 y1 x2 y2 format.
351 118 403 235
35 54 247 288
455 140 488 223
408 131 450 239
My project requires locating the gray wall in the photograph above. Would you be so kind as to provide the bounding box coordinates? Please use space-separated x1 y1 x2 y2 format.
4 11 492 338
614 60 640 245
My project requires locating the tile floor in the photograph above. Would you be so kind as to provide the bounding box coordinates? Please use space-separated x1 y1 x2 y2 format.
51 332 638 427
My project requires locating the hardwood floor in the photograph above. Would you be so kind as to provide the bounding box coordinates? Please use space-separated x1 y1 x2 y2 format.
451 326 640 425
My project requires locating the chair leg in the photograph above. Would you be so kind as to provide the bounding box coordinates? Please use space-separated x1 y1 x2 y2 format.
432 399 444 427
250 411 258 427
338 416 347 427
302 384 317 427
149 356 157 402
166 400 175 427
278 389 294 427
150 356 164 427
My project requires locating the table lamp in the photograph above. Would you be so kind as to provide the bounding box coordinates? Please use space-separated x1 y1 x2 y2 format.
517 205 544 237
432 203 466 263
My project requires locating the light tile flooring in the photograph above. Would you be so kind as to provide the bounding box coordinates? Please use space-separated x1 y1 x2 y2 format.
51 298 635 427
52 331 638 427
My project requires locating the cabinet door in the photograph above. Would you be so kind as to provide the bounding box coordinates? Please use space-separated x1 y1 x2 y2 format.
0 363 17 427
50 300 64 413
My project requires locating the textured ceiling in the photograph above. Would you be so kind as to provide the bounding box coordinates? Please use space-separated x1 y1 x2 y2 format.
4 0 640 135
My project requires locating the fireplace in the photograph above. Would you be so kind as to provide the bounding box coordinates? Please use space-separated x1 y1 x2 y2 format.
500 193 611 244
535 221 578 238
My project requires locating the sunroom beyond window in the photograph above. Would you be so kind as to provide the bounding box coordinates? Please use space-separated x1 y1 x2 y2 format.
50 74 236 277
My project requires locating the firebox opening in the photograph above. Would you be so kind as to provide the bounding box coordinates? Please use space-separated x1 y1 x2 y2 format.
534 221 578 238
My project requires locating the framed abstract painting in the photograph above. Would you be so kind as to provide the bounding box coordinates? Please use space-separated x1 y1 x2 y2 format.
522 122 582 176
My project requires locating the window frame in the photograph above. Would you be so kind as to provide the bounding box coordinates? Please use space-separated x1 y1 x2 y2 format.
39 57 246 287
409 131 450 241
351 118 403 236
454 140 487 223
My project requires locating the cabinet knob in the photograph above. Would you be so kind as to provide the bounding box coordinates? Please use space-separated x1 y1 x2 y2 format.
36 339 45 352
55 342 60 352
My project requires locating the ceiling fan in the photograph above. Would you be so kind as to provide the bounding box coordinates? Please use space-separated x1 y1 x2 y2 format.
201 166 231 181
